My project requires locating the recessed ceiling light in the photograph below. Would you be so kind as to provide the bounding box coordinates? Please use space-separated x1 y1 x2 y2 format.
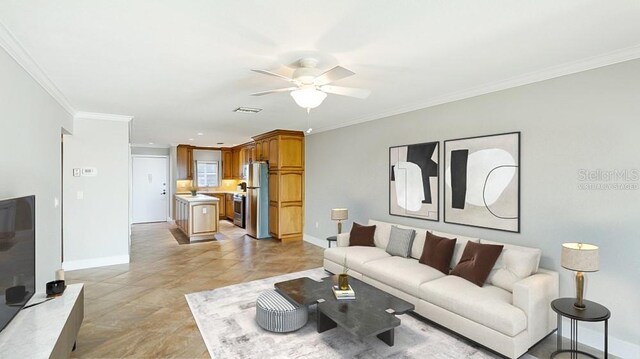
188 138 194 141
197 132 204 136
233 107 262 114
306 128 313 134
148 142 154 145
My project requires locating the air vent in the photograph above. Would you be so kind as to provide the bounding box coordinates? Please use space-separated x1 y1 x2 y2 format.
217 142 224 145
233 107 262 114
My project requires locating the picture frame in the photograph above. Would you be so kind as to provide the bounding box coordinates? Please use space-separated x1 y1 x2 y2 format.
389 141 439 221
443 132 520 232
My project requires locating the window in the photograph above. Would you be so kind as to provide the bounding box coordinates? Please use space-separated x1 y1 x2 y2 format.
196 161 219 187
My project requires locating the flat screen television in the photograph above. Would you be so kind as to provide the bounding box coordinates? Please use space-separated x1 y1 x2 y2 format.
0 195 35 332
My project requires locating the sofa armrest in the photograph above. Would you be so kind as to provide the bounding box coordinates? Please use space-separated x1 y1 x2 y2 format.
337 233 350 247
513 269 559 343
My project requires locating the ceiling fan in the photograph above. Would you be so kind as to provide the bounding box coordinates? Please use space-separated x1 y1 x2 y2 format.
250 58 371 112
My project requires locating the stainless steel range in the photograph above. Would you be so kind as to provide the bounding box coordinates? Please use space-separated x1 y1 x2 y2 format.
233 193 246 228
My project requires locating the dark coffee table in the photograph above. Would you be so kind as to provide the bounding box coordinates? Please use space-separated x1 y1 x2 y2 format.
274 275 414 346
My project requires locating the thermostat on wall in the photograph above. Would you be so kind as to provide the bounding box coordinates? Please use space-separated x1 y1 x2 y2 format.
81 167 98 176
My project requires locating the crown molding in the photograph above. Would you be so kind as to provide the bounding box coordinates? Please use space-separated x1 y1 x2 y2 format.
312 44 640 135
74 111 133 122
0 21 75 116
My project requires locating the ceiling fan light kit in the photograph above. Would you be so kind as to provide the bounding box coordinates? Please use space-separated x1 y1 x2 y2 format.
290 87 327 111
251 57 370 112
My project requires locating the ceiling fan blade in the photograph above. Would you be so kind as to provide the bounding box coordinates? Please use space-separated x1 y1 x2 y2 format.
250 87 298 96
251 69 294 82
319 85 371 99
313 66 355 85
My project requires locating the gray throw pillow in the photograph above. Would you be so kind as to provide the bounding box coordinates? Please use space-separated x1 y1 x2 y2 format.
386 226 416 257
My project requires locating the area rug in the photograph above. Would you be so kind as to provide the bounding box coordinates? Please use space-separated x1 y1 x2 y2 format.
186 268 537 359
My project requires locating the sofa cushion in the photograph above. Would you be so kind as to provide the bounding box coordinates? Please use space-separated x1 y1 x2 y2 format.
419 232 457 274
409 227 430 259
363 256 445 297
349 222 376 247
367 219 428 257
432 231 479 269
419 275 527 336
368 219 392 249
324 246 390 274
385 226 416 257
451 241 503 287
481 239 542 292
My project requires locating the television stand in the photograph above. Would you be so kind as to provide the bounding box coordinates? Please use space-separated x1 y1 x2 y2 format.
0 283 84 358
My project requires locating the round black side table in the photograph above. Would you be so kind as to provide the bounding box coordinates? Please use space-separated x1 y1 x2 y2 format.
326 235 337 248
550 298 610 359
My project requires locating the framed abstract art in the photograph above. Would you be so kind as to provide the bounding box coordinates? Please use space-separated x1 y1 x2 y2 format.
444 132 520 232
389 141 439 221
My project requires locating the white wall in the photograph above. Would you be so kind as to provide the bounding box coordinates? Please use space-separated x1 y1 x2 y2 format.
0 45 72 291
63 118 130 270
305 59 640 356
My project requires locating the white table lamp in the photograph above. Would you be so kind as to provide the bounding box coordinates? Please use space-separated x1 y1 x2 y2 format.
561 242 599 310
331 208 348 234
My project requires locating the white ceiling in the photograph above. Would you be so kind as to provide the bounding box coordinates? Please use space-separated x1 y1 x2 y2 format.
1 1 640 147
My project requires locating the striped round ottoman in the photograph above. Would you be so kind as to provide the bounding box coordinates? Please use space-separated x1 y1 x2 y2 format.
255 289 308 333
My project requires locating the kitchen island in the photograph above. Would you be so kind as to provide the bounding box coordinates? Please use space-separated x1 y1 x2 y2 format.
174 194 220 242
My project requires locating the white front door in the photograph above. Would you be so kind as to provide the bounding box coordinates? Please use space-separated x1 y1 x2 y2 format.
132 156 168 223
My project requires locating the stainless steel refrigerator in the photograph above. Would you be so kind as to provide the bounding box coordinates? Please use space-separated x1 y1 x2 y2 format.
246 162 270 239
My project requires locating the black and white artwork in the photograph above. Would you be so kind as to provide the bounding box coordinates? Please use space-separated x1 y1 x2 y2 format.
389 141 439 221
444 132 520 232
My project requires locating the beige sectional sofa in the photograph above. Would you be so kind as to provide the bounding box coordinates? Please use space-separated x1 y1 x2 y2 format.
323 219 559 359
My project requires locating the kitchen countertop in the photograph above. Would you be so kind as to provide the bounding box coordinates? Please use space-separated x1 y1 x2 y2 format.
176 191 246 195
175 194 221 203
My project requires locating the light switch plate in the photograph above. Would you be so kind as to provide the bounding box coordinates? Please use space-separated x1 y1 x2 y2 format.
73 168 81 177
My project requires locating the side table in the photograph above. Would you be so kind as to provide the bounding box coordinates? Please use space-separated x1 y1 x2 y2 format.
326 235 337 248
550 298 610 359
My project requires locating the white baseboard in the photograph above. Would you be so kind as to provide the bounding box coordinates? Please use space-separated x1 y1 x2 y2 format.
62 255 130 271
303 233 328 249
561 320 639 358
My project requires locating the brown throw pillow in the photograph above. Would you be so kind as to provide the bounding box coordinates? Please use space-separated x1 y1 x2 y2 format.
451 241 504 287
349 222 376 247
419 232 457 274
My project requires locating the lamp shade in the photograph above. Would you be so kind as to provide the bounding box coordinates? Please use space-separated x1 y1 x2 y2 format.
290 88 327 109
331 208 348 221
561 243 599 272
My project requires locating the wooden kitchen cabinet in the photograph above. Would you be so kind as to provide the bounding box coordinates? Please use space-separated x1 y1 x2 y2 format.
232 148 240 179
222 149 233 180
177 145 193 180
252 130 304 242
255 139 264 161
238 147 246 179
247 144 255 164
225 193 234 220
262 140 270 161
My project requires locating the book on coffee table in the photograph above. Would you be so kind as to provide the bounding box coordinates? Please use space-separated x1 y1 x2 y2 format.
332 285 356 300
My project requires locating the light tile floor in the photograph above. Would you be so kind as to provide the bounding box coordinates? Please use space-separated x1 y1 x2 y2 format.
68 221 324 358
